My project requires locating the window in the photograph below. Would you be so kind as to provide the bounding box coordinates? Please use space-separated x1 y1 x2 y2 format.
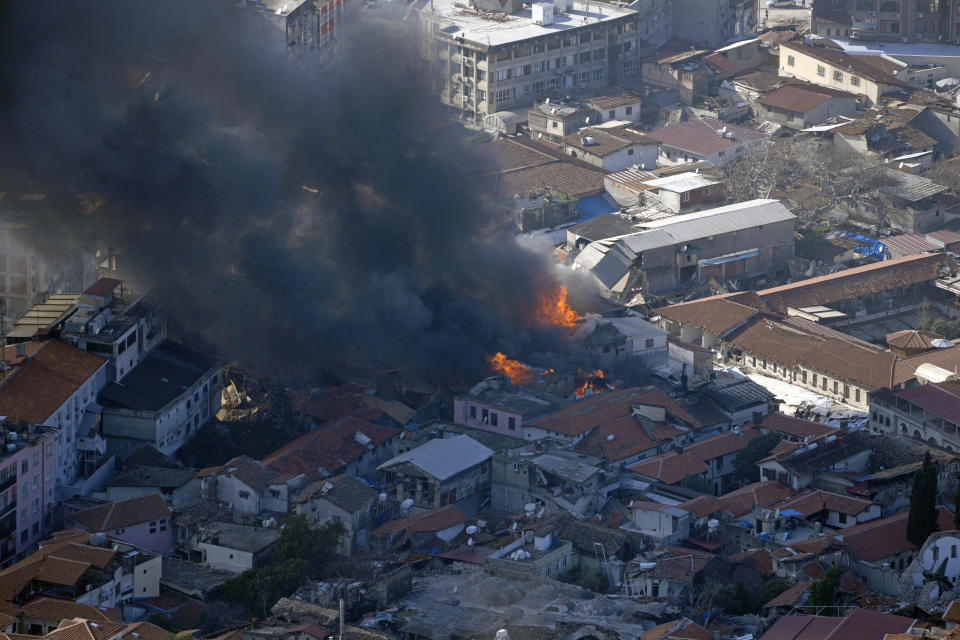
608 110 615 120
935 546 940 561
787 55 795 66
470 406 477 419
682 192 690 203
627 149 634 156
551 121 558 128
817 64 826 77
812 374 818 386
533 61 544 73
850 76 860 86
21 460 27 474
20 530 27 543
645 338 655 349
490 412 499 427
229 553 234 559
833 70 843 82
482 408 489 424
496 69 511 81
508 417 516 431
855 389 861 403
496 89 511 103
625 106 633 116
953 545 957 558
833 381 839 394
839 512 847 524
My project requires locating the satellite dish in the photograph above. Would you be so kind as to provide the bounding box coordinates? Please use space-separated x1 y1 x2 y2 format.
585 117 591 124
544 98 550 104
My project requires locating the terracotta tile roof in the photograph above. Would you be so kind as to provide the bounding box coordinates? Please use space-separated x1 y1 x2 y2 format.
704 53 738 75
629 427 761 484
715 480 794 518
0 613 16 630
0 341 106 424
123 622 171 640
781 42 911 88
199 455 280 490
774 488 877 517
19 597 120 623
647 118 766 157
838 506 954 562
656 292 768 337
371 505 467 539
574 414 683 462
47 619 126 640
886 329 942 350
643 619 712 640
70 494 170 532
530 387 707 438
563 126 659 157
294 474 377 513
83 278 122 298
726 317 899 389
765 581 811 608
759 84 856 114
263 409 400 480
759 253 954 314
652 547 714 581
893 347 960 386
289 624 328 639
759 413 835 440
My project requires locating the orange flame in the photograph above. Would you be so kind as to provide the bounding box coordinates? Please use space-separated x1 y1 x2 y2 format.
574 369 614 398
534 285 581 329
487 352 535 385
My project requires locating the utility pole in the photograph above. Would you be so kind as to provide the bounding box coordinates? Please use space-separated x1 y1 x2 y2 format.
338 597 344 640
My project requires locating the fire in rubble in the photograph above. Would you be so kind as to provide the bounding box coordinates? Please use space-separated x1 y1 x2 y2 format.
533 285 581 329
574 368 614 398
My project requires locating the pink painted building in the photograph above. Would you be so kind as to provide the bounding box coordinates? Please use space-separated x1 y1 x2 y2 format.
453 376 568 439
0 422 58 566
67 494 172 555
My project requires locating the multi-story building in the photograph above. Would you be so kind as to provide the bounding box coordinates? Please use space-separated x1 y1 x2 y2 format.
0 423 57 566
779 41 911 106
60 280 166 383
671 0 755 48
869 380 960 450
0 528 161 606
814 0 958 44
419 0 646 124
99 340 221 457
241 0 347 71
0 341 108 494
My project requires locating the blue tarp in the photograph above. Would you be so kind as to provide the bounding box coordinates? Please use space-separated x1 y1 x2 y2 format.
839 231 885 259
780 508 804 517
575 195 617 219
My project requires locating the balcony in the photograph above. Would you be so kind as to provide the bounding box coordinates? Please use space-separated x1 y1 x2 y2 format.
0 499 16 518
0 475 15 493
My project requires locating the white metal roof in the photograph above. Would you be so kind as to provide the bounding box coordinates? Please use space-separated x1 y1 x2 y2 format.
714 38 759 53
630 199 797 244
641 172 720 192
377 434 493 481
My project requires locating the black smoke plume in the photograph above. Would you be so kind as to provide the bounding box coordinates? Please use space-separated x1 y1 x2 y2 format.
0 0 586 385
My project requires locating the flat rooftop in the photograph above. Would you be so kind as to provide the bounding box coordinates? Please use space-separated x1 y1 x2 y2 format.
427 0 636 48
202 521 281 553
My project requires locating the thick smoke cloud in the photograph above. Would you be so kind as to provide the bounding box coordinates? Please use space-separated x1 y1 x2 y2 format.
0 0 582 385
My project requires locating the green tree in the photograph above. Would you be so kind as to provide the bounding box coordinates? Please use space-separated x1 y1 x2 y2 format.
761 576 790 604
733 432 782 484
221 517 345 616
807 565 843 608
907 451 940 547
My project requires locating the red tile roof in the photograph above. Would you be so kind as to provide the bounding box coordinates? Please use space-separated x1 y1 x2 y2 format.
775 488 878 516
894 381 960 426
643 619 713 640
758 253 954 313
529 387 707 438
837 505 954 562
262 409 399 480
647 118 766 157
629 427 761 484
656 292 767 337
764 581 810 608
70 494 170 532
82 278 122 298
0 341 106 424
679 480 794 518
371 505 467 538
762 84 857 114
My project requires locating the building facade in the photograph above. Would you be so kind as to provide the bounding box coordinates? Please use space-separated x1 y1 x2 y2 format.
420 0 646 124
0 424 58 565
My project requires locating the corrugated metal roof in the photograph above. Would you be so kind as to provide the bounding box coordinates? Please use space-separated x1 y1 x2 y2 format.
881 233 938 256
883 169 949 202
377 434 493 481
627 199 796 247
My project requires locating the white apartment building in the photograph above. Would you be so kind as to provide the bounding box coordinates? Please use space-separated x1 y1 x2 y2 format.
420 0 651 124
